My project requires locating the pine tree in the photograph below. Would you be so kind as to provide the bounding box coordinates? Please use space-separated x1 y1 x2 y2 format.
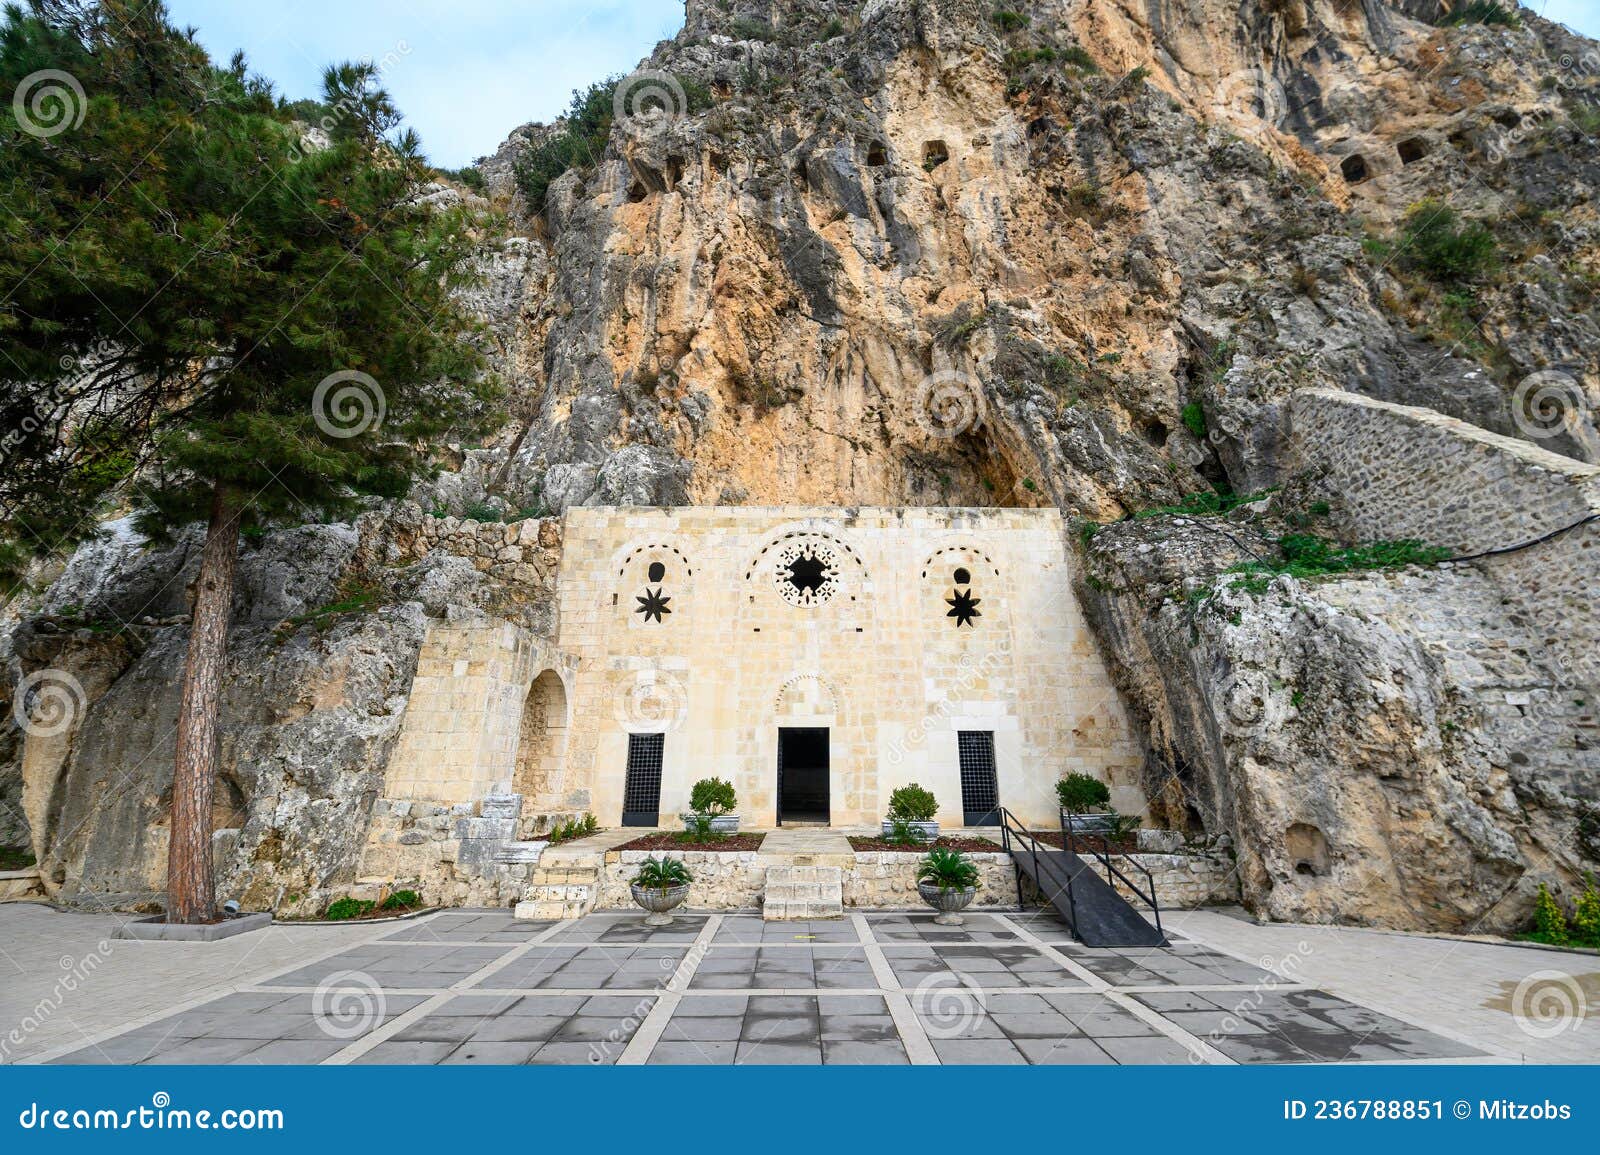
0 1 499 921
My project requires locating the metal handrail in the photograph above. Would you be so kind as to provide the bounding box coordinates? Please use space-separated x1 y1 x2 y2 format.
1061 815 1163 937
998 807 1079 935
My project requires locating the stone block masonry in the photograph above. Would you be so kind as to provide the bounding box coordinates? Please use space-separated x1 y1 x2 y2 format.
1290 387 1600 788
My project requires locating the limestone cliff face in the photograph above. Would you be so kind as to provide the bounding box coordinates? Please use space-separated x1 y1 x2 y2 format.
464 0 1596 520
3 0 1597 928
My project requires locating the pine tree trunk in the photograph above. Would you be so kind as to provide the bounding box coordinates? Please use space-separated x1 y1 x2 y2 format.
165 483 240 924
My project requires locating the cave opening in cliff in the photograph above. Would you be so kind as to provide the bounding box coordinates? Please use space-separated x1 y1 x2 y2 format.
1339 154 1369 183
1396 137 1429 165
866 140 888 166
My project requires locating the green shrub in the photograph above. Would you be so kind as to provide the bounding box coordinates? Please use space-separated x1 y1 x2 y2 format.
1060 45 1098 72
545 813 600 844
461 501 501 522
1440 1 1519 27
917 848 981 891
0 846 35 871
380 889 423 911
991 9 1029 32
689 776 737 815
514 78 621 211
887 783 939 822
634 855 693 889
1532 882 1569 945
1225 535 1451 593
1573 874 1600 947
1056 773 1111 813
1180 401 1207 439
1396 201 1498 283
324 897 376 921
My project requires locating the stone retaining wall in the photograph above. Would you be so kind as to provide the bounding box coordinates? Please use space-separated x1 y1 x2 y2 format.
0 869 43 901
1290 387 1600 792
589 849 1237 912
343 798 533 914
596 850 766 910
844 851 1016 909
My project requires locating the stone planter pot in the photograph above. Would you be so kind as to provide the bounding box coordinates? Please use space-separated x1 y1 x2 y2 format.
630 882 691 926
679 813 740 834
917 882 977 926
881 820 939 843
1061 810 1117 837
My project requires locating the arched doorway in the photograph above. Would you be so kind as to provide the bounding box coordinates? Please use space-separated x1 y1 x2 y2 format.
514 670 568 823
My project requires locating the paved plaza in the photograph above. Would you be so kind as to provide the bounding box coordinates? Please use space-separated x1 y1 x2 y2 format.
6 902 1590 1066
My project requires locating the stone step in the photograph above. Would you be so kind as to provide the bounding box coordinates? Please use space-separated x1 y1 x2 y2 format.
762 865 843 920
514 863 600 921
494 840 548 865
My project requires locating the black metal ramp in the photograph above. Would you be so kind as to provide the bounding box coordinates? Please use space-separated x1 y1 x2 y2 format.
1012 846 1167 948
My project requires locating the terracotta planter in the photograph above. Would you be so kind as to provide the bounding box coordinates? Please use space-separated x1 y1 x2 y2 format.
630 882 691 926
881 820 939 843
917 882 977 926
679 813 740 833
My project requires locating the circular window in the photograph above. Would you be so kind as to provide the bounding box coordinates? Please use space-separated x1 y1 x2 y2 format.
953 566 971 586
647 561 666 583
774 539 842 606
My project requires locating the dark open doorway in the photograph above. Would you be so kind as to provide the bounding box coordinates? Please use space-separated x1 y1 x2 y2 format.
778 727 830 824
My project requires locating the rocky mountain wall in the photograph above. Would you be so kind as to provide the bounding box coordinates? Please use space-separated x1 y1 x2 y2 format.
3 0 1598 928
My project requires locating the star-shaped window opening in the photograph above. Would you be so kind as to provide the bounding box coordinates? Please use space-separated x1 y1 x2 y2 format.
784 554 828 596
947 587 981 628
635 586 672 623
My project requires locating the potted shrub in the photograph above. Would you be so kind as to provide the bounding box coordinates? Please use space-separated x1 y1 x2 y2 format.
882 783 939 843
1056 772 1116 836
680 776 739 833
630 855 693 926
916 848 981 925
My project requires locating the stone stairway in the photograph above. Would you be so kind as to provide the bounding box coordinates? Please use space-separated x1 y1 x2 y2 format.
513 862 600 920
762 865 844 920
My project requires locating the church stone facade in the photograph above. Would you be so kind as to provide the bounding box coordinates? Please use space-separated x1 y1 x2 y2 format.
380 506 1142 832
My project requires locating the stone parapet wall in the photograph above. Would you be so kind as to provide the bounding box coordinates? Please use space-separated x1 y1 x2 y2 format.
1289 388 1600 555
1091 849 1240 909
1289 386 1600 716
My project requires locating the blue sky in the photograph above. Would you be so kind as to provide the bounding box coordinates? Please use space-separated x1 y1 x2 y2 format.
164 0 684 167
166 0 1600 169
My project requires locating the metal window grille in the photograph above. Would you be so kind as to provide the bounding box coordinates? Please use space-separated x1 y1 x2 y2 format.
957 731 999 825
622 732 664 826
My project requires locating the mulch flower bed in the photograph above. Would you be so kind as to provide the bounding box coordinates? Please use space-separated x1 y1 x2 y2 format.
615 832 767 852
847 835 1004 853
1026 831 1140 854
